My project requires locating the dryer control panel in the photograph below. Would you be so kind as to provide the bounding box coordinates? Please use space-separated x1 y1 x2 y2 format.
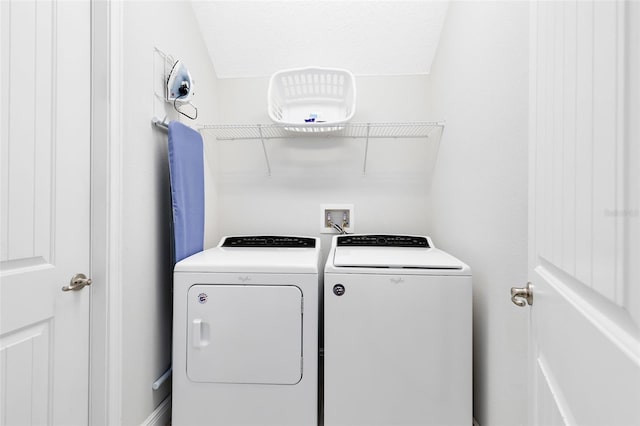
222 236 316 248
337 234 429 248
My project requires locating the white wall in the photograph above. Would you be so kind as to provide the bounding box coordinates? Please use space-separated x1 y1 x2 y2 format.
209 75 436 257
425 2 529 425
119 2 218 424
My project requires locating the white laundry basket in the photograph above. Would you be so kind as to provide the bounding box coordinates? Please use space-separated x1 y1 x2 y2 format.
268 67 356 132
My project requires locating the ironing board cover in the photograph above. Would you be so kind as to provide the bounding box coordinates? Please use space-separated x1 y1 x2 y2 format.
168 121 205 263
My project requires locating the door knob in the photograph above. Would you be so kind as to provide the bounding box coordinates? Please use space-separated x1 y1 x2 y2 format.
510 282 533 307
62 273 92 292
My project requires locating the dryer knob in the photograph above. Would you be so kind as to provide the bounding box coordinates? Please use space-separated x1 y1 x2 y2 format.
333 284 345 296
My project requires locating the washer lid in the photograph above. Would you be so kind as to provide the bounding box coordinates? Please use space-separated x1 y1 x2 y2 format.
333 246 465 270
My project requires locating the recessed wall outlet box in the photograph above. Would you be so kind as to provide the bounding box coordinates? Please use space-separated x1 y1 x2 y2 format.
321 204 354 234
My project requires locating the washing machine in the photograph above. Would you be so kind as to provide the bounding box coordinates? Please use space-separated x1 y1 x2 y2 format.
172 235 321 426
323 234 472 426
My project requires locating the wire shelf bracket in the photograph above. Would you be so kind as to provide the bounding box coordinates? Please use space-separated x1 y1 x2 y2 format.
257 124 272 176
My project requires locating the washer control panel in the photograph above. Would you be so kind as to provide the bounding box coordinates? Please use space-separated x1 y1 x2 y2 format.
337 235 429 248
222 236 316 248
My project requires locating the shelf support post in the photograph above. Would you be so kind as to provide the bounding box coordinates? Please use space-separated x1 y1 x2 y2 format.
257 124 272 176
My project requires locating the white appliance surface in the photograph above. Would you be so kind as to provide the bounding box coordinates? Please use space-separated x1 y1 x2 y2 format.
332 246 467 271
175 241 320 274
173 235 320 426
324 234 472 426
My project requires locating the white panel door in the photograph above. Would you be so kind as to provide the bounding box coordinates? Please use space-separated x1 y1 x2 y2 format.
0 1 91 425
527 1 640 424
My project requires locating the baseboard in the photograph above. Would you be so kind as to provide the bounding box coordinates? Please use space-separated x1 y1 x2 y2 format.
140 395 171 426
473 418 480 426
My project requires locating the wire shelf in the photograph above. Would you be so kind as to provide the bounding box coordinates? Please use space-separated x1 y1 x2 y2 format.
199 122 444 141
197 121 445 176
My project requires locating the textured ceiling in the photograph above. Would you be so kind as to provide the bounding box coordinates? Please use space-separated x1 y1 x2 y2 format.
191 1 450 79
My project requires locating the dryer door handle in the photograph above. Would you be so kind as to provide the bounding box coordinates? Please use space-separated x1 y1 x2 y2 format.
192 319 210 348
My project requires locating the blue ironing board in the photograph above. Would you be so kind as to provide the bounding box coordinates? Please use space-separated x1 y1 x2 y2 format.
168 121 205 263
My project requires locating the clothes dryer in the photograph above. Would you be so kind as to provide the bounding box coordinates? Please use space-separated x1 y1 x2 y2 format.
173 235 321 426
323 234 472 426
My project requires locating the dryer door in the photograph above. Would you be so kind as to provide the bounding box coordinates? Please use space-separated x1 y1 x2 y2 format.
187 284 303 384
